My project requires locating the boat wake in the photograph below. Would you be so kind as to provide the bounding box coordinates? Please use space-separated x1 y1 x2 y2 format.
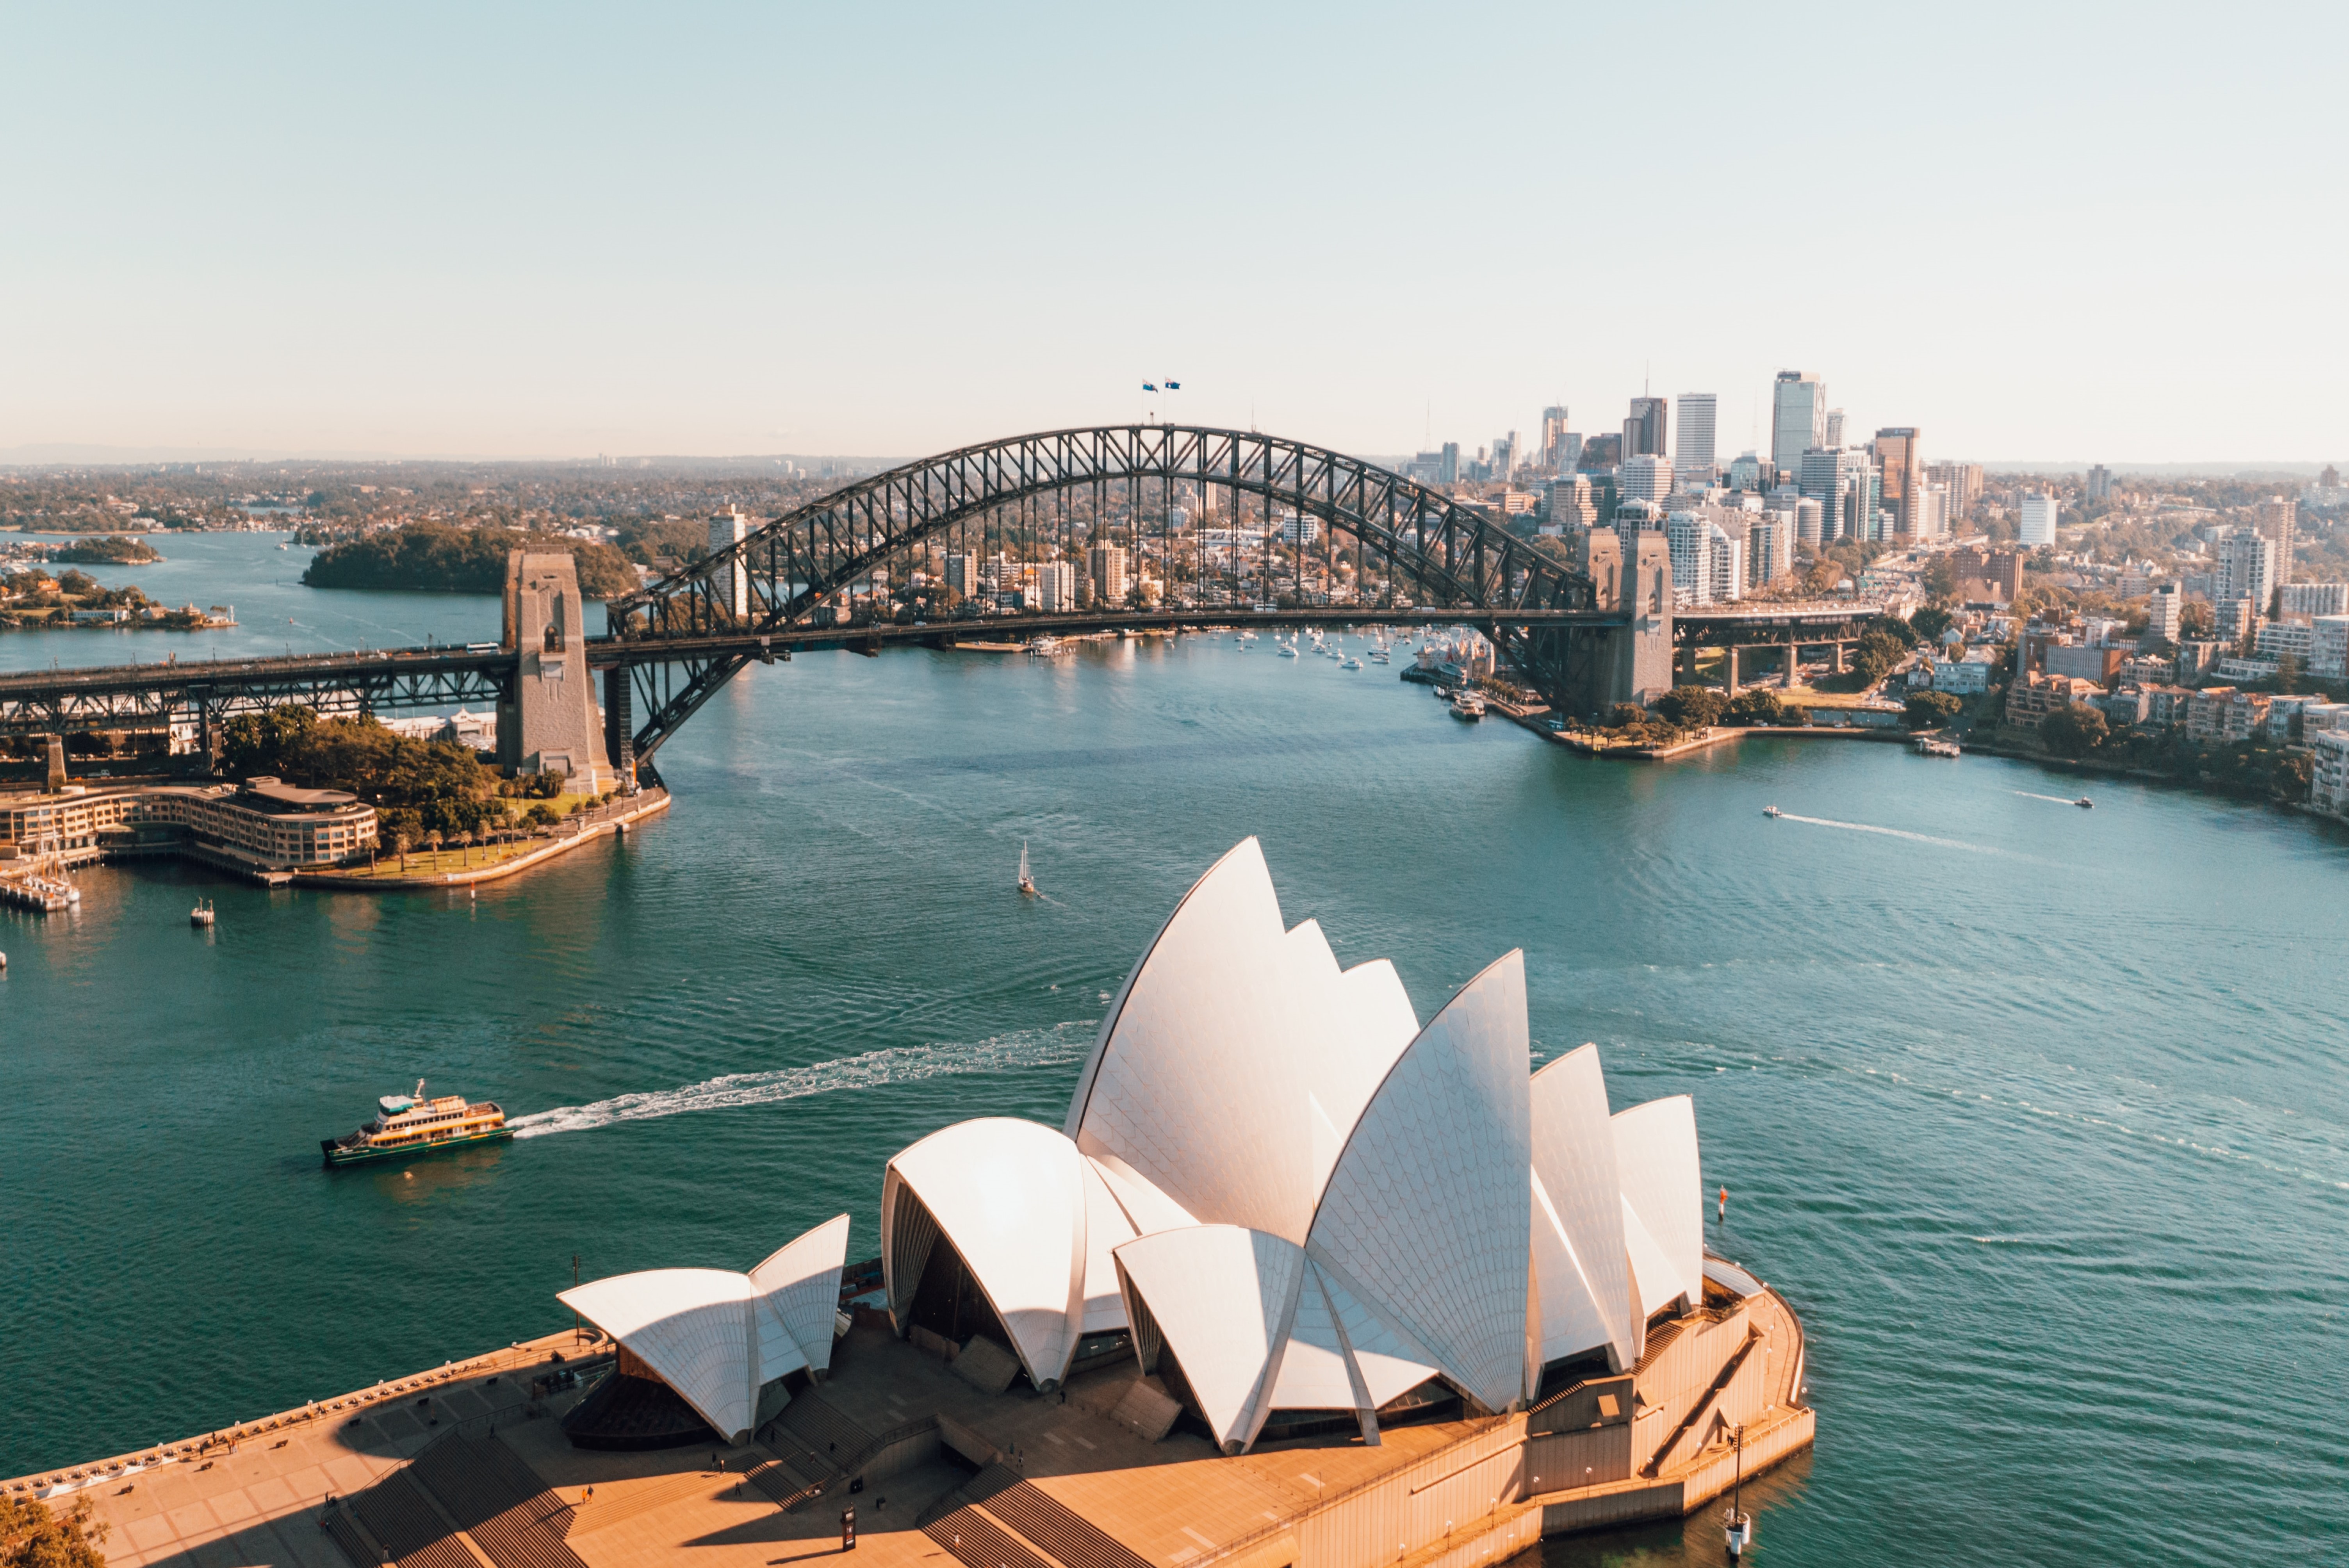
508 1020 1099 1139
1769 811 2007 856
2012 791 2083 805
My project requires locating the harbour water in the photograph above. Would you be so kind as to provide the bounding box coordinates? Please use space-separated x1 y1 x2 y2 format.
4 536 2345 1564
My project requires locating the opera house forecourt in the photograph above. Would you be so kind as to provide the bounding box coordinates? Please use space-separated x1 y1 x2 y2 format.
11 840 1811 1568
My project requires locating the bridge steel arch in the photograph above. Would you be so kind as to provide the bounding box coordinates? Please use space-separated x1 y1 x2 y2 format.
607 424 1664 764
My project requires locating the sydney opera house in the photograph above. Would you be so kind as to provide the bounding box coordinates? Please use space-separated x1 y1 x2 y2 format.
551 839 1814 1561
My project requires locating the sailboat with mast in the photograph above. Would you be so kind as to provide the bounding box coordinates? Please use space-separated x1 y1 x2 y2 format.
1017 841 1037 897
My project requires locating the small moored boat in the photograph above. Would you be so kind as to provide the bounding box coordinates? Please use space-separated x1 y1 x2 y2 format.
190 899 215 927
321 1080 510 1168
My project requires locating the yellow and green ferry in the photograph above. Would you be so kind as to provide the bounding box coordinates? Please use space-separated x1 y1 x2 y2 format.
321 1081 512 1168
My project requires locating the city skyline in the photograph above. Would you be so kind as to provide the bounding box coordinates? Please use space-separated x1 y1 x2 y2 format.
4 4 2343 465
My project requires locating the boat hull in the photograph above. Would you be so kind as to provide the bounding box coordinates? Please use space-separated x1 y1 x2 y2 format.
320 1126 513 1169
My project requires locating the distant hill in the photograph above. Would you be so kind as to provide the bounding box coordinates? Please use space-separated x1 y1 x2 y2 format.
301 523 638 598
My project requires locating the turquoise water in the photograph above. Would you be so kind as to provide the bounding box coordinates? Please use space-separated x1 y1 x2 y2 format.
4 538 2345 1566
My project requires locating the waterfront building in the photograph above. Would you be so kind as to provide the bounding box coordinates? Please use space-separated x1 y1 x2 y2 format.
2141 684 2194 728
2278 581 2348 619
2187 687 2271 743
2006 671 2104 729
2148 583 2185 642
1 777 378 873
2311 615 2349 680
2255 497 2298 584
2217 527 2277 610
1873 428 1922 534
2018 491 2059 548
1087 545 1130 607
2313 732 2349 816
1618 454 1673 503
1770 371 1824 474
708 508 752 618
1932 656 1994 695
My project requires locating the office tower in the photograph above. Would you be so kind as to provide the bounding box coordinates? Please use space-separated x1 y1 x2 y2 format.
2087 464 2113 502
708 508 752 617
1800 447 1875 542
1823 408 1845 448
1915 483 1950 538
2255 497 2297 583
1035 560 1077 612
1873 428 1922 533
1492 433 1515 478
1087 543 1130 606
1555 431 1585 472
1540 406 1570 467
2017 491 2060 548
1578 432 1622 470
1439 442 1460 485
944 552 980 597
1624 397 1668 459
2217 527 2277 609
1676 394 1717 466
1619 454 1674 502
1748 513 1795 586
1728 452 1765 492
1770 372 1825 474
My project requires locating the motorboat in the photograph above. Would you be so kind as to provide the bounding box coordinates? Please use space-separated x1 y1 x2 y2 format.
1342 657 1363 670
1763 805 1782 818
2075 796 2094 809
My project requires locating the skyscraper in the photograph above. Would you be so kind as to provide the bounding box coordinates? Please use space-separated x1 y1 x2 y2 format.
1618 454 1674 502
1799 447 1875 542
1675 393 1718 488
2087 464 2113 502
2017 492 2059 548
1770 372 1825 475
1873 428 1922 534
1925 461 1984 522
1624 397 1668 459
1748 512 1795 586
2217 527 2276 609
1540 406 1570 468
1822 408 1846 448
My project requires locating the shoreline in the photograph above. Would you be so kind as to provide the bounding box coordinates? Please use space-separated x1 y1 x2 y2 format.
295 789 672 889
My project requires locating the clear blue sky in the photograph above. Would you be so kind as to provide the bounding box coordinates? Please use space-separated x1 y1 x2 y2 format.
4 2 2342 465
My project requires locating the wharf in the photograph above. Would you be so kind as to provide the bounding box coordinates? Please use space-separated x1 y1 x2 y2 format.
9 1273 1810 1568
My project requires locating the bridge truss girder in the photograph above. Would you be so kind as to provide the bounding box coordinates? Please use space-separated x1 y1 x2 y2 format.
606 424 1612 756
0 656 511 741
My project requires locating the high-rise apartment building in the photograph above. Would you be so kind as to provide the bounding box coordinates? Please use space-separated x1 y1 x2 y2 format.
1618 454 1674 503
2148 583 2184 642
1665 509 1746 606
944 552 980 597
2018 491 2060 548
2279 581 2349 618
1624 397 1668 460
1925 461 1984 522
708 508 752 618
1770 372 1825 474
1873 428 1922 534
1440 442 1460 485
1823 409 1846 448
1748 513 1795 586
1034 560 1077 612
2087 464 2113 502
1915 483 1950 539
1087 543 1129 606
2216 527 2277 610
2254 497 2297 584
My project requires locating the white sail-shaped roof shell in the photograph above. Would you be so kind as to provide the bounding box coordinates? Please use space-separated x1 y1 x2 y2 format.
1112 1226 1303 1454
1303 950 1533 1416
1065 839 1419 1245
749 1212 851 1376
1529 1046 1633 1370
883 1117 1088 1389
558 1268 757 1443
1614 1095 1703 1316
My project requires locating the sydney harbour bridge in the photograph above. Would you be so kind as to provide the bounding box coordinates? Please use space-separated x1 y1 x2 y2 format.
0 425 1884 774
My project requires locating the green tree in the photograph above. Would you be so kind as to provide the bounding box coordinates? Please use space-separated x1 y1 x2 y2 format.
1905 691 1963 729
1652 685 1727 728
2 1494 111 1568
1725 689 1787 726
1909 605 1955 643
2039 704 2109 759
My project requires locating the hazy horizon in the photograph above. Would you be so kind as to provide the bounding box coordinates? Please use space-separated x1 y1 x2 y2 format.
5 4 2342 463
